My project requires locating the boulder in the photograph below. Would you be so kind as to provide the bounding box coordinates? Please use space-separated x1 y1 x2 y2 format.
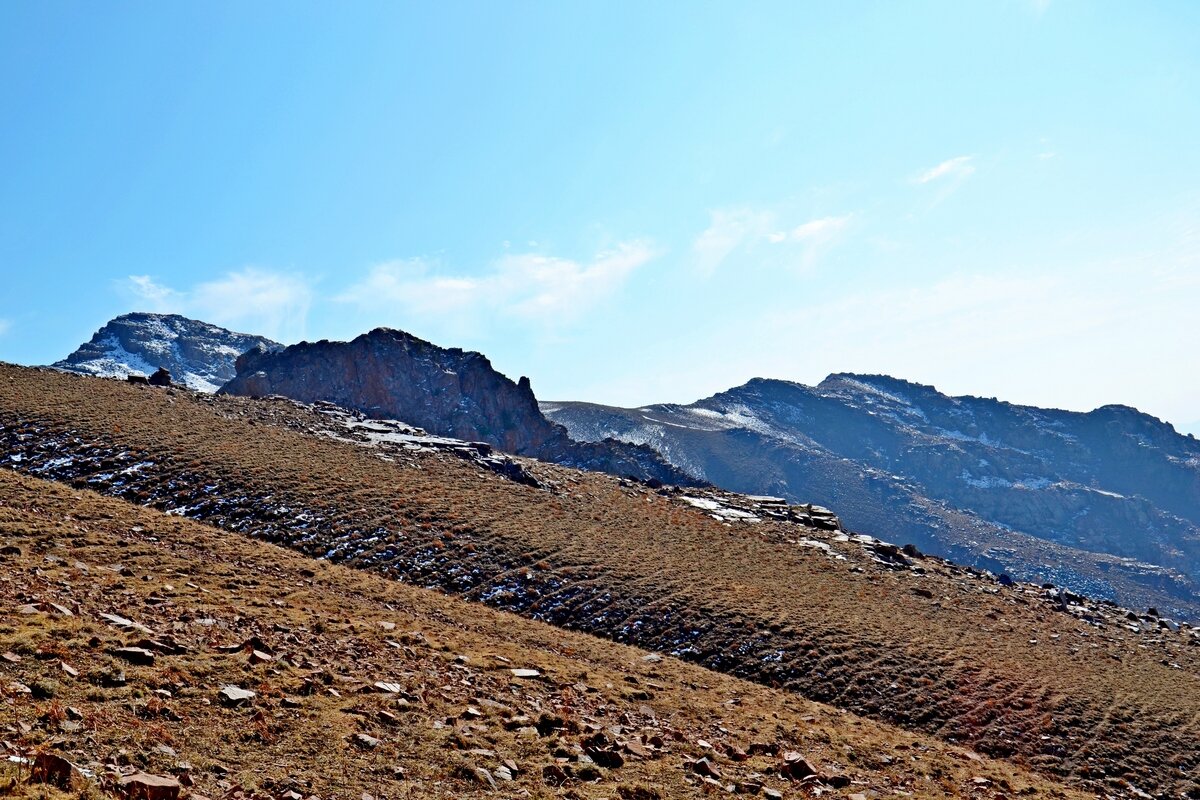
29 751 89 791
148 368 173 387
351 733 382 749
780 752 818 780
542 764 571 785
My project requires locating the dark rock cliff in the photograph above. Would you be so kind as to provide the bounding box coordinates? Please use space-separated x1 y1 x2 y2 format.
221 328 702 487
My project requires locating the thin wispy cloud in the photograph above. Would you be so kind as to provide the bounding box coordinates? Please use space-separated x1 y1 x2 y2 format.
695 208 854 274
125 275 180 308
122 268 313 342
0 319 10 337
767 214 854 270
914 155 976 184
768 214 853 244
693 209 775 276
336 241 658 330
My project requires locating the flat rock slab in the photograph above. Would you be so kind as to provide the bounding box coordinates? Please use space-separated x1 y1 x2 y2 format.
218 685 257 706
509 668 541 678
112 647 156 666
119 771 181 800
99 612 154 634
373 681 403 693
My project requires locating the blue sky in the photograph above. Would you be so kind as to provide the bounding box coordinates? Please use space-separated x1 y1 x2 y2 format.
1 1 1198 431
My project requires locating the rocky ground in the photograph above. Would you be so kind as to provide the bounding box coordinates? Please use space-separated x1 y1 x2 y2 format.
2 366 1199 798
0 470 1091 800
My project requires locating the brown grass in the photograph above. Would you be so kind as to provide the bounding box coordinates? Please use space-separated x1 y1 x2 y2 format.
2 365 1197 796
0 469 1088 799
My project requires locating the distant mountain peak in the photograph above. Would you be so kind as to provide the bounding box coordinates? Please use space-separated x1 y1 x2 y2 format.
53 312 279 392
545 373 1200 619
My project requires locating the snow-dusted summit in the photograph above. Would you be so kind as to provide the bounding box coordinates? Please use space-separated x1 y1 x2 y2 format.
53 312 278 392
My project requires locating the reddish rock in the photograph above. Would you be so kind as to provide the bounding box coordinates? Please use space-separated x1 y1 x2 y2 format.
622 739 649 758
542 764 570 785
118 771 181 800
219 330 696 485
780 752 817 780
29 751 89 791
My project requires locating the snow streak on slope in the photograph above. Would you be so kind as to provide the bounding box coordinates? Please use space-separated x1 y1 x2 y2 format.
52 312 279 392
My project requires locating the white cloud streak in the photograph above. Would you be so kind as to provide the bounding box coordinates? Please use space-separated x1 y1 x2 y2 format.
914 155 975 184
694 208 854 274
769 214 853 243
0 319 10 337
693 209 775 275
335 241 658 329
123 268 313 342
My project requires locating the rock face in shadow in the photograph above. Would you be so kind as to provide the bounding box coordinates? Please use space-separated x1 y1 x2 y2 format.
544 374 1200 617
220 328 701 487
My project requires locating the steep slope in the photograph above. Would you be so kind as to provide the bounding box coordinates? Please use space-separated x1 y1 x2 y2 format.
3 471 1086 799
3 365 1200 798
219 328 700 487
544 376 1200 618
53 312 278 391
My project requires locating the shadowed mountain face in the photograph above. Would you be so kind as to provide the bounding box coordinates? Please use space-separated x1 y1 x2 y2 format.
219 328 701 487
544 374 1200 618
53 312 279 392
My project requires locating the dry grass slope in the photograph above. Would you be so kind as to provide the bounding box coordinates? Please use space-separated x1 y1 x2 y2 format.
2 365 1197 797
0 470 1087 800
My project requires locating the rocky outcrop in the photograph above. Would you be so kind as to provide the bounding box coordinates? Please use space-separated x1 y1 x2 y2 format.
53 312 278 392
220 329 700 487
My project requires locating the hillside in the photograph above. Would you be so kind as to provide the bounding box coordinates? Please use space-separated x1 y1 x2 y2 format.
2 471 1090 800
53 313 279 392
218 328 699 487
3 365 1199 798
543 375 1200 619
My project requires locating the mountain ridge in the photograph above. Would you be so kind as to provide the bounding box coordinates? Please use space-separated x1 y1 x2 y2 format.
545 372 1200 618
